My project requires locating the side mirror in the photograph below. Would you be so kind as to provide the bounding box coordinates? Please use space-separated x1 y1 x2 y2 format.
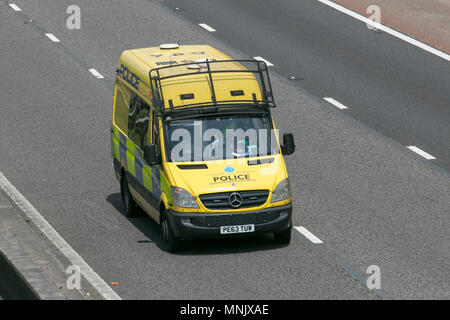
143 144 160 165
281 133 295 155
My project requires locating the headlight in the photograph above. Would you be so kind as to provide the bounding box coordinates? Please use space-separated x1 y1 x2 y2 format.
271 178 291 203
171 187 199 208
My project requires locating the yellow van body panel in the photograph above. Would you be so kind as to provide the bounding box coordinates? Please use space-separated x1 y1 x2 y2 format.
165 155 290 213
119 45 264 109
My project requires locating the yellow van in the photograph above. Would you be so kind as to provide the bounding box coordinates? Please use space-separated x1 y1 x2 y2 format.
111 44 295 252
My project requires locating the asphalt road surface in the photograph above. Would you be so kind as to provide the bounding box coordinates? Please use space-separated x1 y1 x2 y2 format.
0 0 449 299
164 0 450 171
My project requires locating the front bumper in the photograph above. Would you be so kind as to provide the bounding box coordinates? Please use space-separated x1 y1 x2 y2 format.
167 204 292 240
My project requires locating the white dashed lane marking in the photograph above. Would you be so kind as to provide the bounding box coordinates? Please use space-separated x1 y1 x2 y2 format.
407 146 436 160
88 68 104 79
295 226 324 244
253 56 274 66
198 23 216 32
45 33 60 43
324 97 349 110
8 3 21 11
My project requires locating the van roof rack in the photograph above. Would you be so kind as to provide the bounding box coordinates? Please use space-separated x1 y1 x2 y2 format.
148 59 276 114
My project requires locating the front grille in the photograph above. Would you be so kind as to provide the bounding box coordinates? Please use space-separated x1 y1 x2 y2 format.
199 190 269 210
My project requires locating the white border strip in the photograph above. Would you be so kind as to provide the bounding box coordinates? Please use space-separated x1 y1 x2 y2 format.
407 146 436 160
0 172 121 300
88 68 104 79
198 23 216 32
8 3 22 11
253 56 274 66
324 97 348 110
45 33 60 43
316 0 450 62
295 226 323 244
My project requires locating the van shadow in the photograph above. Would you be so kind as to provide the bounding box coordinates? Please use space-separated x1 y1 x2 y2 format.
106 193 287 255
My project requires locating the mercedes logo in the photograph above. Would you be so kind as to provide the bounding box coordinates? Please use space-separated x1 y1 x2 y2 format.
228 192 243 208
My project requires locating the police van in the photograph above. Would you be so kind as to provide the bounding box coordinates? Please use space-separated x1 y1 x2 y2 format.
111 44 295 252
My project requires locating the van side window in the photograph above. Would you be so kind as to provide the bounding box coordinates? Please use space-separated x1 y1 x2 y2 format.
128 92 150 149
113 81 131 135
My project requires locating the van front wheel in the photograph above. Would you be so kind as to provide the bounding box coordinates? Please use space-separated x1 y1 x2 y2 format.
160 213 180 253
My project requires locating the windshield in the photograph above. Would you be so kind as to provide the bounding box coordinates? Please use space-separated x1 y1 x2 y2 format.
166 113 279 162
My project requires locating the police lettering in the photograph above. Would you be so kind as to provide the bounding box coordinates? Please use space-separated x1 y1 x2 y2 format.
213 174 250 183
119 64 140 90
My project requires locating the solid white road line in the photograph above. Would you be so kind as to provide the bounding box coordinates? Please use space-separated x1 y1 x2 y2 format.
324 97 348 110
198 23 216 32
316 0 450 62
407 146 436 160
0 172 121 300
8 3 21 11
88 68 104 79
45 33 60 43
294 226 324 244
253 56 274 66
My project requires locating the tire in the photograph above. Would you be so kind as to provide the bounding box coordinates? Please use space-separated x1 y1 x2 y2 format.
120 175 139 218
160 212 181 253
274 227 292 245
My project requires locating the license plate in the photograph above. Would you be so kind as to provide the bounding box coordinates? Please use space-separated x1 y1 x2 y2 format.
220 224 255 234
